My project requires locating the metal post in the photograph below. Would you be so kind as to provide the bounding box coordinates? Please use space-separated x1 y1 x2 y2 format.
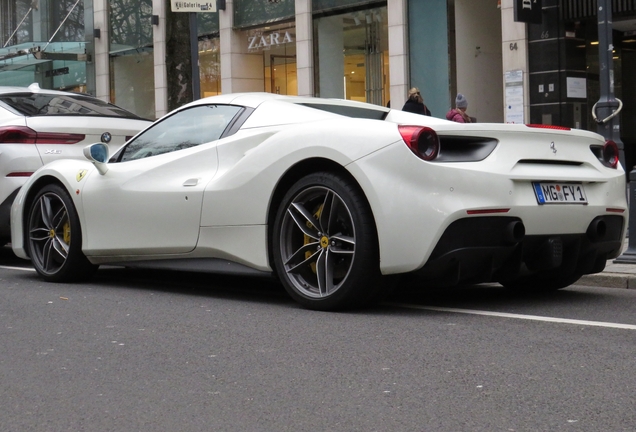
593 0 623 166
189 12 200 101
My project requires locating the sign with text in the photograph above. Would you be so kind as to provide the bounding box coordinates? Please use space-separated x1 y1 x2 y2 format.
247 30 295 52
505 70 524 124
171 1 216 12
514 0 542 24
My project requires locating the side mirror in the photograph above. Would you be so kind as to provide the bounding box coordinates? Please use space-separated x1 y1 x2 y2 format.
83 143 109 175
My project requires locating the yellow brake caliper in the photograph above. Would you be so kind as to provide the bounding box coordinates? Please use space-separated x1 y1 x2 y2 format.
304 205 323 273
63 222 71 244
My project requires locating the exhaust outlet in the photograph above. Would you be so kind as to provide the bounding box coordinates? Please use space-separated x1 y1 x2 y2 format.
587 219 607 242
504 221 525 245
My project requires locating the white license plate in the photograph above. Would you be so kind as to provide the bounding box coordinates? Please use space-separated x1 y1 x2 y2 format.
532 182 588 204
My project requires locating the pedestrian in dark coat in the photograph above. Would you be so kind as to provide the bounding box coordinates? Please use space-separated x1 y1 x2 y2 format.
402 87 431 116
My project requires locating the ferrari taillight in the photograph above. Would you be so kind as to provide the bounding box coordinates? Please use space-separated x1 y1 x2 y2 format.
399 125 439 161
602 139 619 169
0 126 84 144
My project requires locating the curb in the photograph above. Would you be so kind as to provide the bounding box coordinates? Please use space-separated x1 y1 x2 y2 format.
577 273 636 289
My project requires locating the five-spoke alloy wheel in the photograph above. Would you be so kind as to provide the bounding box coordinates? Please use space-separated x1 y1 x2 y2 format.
27 184 96 282
273 172 382 310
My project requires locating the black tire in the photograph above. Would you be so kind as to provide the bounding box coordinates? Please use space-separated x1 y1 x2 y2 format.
27 184 97 282
272 172 384 311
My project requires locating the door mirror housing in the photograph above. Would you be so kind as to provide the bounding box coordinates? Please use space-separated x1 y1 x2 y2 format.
83 143 109 175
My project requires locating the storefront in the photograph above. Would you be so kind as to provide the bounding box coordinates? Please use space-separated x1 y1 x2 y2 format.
0 0 89 92
108 0 155 119
198 11 221 98
313 5 389 106
247 22 297 95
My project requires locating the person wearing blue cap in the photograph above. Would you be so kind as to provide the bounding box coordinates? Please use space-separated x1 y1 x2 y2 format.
446 93 473 123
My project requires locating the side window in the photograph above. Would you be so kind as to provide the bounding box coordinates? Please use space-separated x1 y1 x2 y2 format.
119 104 243 162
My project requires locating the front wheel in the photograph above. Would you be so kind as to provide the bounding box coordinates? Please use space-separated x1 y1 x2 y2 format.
272 172 384 311
27 184 97 282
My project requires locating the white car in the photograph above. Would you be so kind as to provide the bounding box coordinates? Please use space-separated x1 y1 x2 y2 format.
10 93 627 310
0 83 151 244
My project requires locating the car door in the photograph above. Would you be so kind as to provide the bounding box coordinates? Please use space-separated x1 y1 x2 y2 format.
80 104 244 256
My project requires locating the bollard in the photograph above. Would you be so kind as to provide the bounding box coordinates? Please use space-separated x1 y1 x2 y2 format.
614 167 636 263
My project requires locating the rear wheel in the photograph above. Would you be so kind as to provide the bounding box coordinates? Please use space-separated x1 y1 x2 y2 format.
27 184 97 282
272 172 384 310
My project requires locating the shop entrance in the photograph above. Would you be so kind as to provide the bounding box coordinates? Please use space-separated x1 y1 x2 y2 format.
266 54 297 95
315 7 389 106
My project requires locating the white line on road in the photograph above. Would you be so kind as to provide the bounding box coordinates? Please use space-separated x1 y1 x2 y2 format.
0 265 35 272
388 303 636 330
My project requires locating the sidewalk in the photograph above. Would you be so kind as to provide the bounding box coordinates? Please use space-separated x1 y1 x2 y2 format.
577 242 636 289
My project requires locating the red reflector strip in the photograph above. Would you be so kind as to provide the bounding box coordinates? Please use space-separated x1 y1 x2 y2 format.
606 208 625 213
6 172 34 177
466 208 510 215
525 124 571 131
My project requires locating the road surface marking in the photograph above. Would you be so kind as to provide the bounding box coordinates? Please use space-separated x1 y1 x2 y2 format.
388 303 636 330
0 265 36 272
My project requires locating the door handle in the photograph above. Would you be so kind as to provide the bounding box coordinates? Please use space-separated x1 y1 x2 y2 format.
183 178 199 187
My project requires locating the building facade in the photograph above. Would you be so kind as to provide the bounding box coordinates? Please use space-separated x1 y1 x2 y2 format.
1 0 634 153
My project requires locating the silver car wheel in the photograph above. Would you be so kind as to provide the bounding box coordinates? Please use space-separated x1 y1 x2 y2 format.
28 191 71 276
279 185 356 299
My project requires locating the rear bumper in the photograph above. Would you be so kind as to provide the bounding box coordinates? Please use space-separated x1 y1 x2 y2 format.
411 215 624 287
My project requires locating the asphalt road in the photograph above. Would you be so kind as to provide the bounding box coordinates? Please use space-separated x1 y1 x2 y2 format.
2 246 636 431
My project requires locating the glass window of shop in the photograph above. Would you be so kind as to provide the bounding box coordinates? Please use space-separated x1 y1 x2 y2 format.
197 12 220 98
247 22 297 95
0 0 87 91
313 6 389 106
234 0 296 95
109 0 155 119
234 0 294 29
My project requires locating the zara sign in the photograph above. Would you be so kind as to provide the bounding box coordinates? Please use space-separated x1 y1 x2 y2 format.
247 31 295 52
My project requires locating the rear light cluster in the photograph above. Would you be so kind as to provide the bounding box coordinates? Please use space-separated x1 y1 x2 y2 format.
590 140 619 169
399 125 439 161
0 126 84 144
398 125 498 162
602 140 619 168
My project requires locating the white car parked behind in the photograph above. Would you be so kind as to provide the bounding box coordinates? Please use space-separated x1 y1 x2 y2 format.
0 83 151 244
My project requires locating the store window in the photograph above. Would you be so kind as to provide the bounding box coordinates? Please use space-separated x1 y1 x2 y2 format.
313 6 389 106
0 0 87 91
247 23 297 95
234 0 294 29
108 0 154 118
198 12 220 98
199 37 221 97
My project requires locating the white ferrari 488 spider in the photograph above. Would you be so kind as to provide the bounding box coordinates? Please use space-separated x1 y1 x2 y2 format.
10 93 627 310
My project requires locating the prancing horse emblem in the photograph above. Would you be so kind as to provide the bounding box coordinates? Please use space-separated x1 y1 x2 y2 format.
550 141 557 154
76 169 88 182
